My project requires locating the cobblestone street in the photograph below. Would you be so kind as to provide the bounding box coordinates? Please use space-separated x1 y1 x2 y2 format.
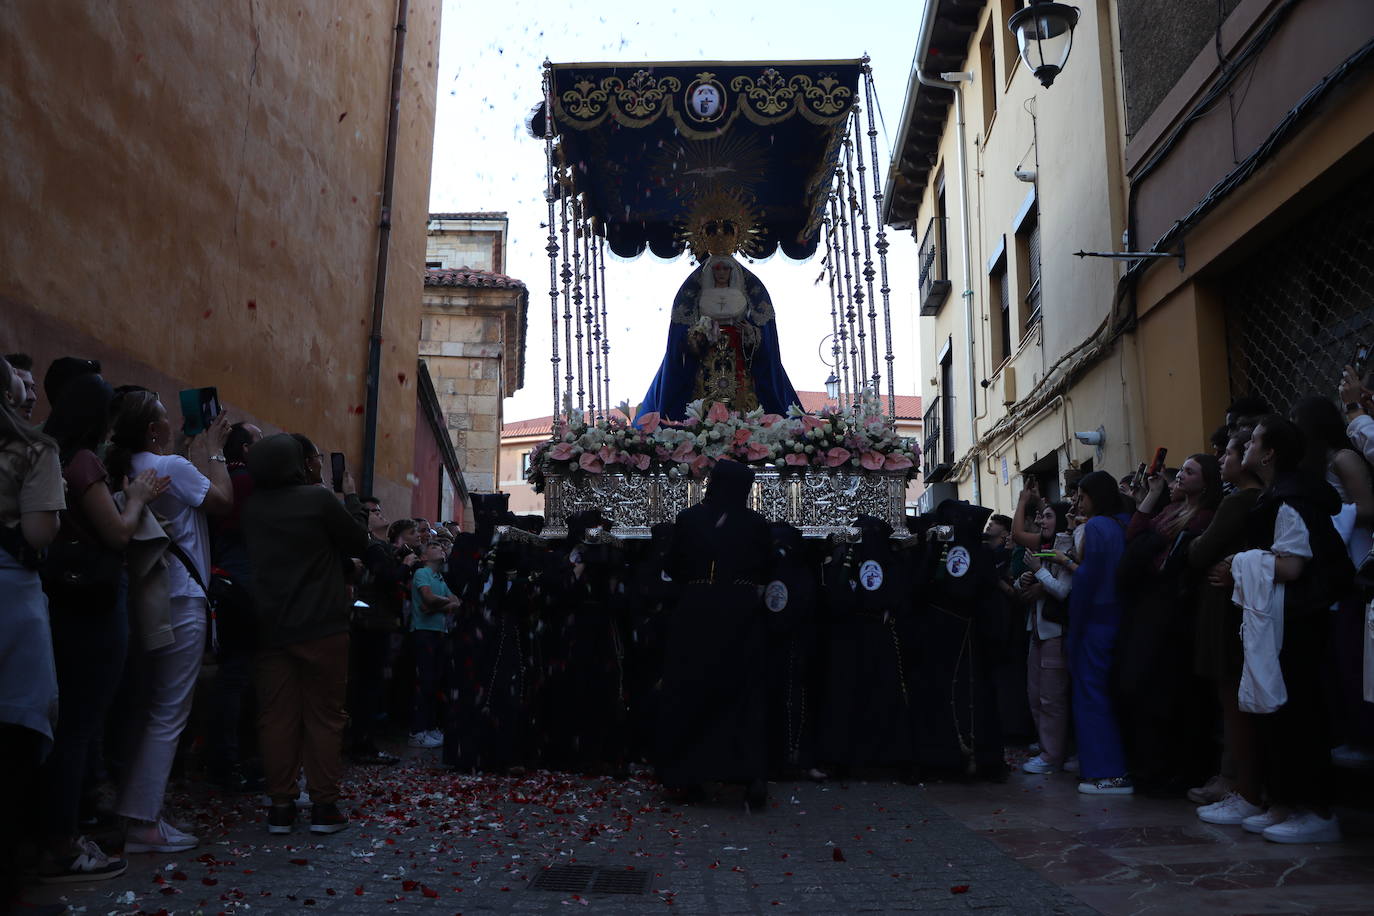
28 746 1374 916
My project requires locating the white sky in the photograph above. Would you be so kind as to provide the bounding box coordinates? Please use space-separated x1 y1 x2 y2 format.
428 0 926 424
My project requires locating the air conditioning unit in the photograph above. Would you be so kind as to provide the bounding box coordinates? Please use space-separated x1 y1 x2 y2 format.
1002 366 1017 405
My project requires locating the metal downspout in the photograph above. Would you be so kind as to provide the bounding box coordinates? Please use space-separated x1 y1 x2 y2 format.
361 0 410 497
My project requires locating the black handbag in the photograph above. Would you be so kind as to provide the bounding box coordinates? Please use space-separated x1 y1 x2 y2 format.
40 536 123 602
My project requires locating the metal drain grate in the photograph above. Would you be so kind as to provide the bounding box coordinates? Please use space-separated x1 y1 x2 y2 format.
528 864 650 895
589 868 652 895
529 865 595 893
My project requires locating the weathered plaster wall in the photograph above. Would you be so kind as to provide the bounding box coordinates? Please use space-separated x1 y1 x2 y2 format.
0 0 441 509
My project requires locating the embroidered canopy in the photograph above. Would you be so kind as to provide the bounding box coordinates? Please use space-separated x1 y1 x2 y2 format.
529 60 864 259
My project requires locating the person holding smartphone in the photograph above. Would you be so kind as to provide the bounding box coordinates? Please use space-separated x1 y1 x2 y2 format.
104 391 233 853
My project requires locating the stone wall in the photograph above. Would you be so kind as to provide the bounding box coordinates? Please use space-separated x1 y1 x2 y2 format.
419 287 520 493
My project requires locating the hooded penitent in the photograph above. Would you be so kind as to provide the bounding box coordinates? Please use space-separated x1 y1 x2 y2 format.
242 434 367 648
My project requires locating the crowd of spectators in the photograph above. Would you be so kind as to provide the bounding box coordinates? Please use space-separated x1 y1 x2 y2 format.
992 369 1374 846
0 352 469 904
3 346 1372 910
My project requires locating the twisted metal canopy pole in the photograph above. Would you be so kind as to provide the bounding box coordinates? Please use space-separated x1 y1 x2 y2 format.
823 215 845 405
852 107 882 400
558 169 574 414
571 196 586 412
598 235 611 414
586 217 602 421
864 64 898 418
843 133 869 397
542 62 561 428
836 167 864 401
827 195 854 405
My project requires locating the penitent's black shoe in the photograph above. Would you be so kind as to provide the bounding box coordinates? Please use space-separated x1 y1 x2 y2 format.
746 778 768 811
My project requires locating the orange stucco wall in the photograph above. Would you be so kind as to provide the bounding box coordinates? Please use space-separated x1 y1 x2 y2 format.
0 1 441 509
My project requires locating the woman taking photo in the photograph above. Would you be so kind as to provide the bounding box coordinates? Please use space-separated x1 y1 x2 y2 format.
0 356 65 908
1061 470 1133 795
105 391 232 853
37 374 166 881
1118 454 1221 796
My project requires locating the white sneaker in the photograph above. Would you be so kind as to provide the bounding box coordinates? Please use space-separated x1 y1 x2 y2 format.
124 818 199 853
1077 777 1134 796
1197 793 1263 826
1262 810 1341 844
1187 774 1233 805
425 728 444 742
1062 756 1079 773
1242 807 1289 834
408 731 442 749
1021 755 1059 775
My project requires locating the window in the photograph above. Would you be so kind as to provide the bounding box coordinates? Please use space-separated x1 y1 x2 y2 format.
940 346 955 461
935 171 949 283
990 255 1011 363
978 23 997 134
426 260 443 269
521 452 532 480
999 0 1026 84
1016 209 1042 328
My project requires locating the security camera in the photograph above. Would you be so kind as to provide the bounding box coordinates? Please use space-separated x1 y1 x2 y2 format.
1074 430 1104 446
1014 168 1037 183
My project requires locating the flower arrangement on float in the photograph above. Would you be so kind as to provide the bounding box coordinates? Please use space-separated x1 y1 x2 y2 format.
526 391 920 493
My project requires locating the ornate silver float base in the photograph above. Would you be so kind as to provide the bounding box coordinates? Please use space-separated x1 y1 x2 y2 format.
541 469 910 539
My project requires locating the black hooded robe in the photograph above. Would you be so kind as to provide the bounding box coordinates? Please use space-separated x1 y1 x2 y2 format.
655 461 772 788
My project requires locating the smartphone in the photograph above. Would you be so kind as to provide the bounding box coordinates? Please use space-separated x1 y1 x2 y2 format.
1148 447 1168 477
1131 462 1147 490
178 387 221 436
330 452 346 493
1354 342 1370 375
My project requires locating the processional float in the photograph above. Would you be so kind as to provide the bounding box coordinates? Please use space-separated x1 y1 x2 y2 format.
524 58 919 539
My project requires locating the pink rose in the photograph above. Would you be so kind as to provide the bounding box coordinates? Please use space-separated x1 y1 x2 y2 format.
630 453 651 471
745 442 771 461
578 452 604 473
732 428 752 445
825 447 851 468
883 453 914 471
550 442 576 461
707 402 731 424
671 441 696 462
861 450 885 471
801 414 826 431
635 411 661 434
784 453 809 467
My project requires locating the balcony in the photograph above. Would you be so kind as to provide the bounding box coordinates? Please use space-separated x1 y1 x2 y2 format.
923 396 953 483
918 217 952 316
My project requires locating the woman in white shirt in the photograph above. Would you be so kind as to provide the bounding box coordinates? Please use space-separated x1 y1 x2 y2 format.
1017 500 1074 775
104 390 232 853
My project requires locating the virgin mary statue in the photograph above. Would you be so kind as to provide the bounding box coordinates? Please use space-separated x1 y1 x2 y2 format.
636 194 800 422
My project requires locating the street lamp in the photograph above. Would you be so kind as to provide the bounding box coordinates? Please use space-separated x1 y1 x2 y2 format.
824 372 840 400
1008 1 1080 88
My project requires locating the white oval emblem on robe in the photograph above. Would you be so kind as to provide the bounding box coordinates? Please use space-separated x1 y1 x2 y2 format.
859 560 884 591
946 546 971 578
764 580 789 612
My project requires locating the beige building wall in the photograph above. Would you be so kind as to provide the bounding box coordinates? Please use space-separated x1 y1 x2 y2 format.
892 0 1138 512
426 214 506 273
0 0 442 511
498 432 548 515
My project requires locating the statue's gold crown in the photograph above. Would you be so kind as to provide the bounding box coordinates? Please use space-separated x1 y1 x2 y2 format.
679 189 762 258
